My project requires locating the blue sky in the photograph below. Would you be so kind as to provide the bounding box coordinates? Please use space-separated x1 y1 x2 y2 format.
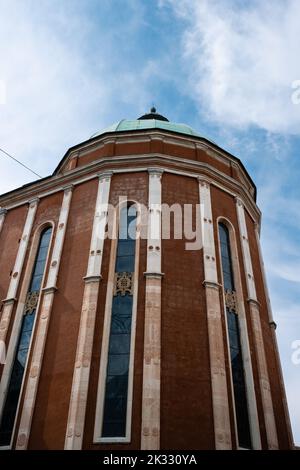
0 0 299 445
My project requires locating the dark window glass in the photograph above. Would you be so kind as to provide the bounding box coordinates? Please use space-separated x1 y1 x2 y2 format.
0 227 52 447
218 223 252 449
223 272 233 292
32 260 45 277
102 205 136 438
30 275 43 292
115 249 135 272
226 309 252 448
109 334 131 355
219 224 235 291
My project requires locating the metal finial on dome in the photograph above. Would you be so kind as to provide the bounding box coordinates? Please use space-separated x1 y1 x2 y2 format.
137 107 169 122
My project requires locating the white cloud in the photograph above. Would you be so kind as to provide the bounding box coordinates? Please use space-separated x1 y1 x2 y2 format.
0 0 111 193
0 0 157 195
161 0 300 437
0 0 299 446
271 263 300 284
163 0 300 134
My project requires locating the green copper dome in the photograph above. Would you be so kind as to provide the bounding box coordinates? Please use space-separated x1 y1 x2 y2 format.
90 108 203 139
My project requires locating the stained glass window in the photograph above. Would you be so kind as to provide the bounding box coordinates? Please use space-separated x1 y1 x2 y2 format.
219 223 252 449
102 205 137 438
0 226 52 446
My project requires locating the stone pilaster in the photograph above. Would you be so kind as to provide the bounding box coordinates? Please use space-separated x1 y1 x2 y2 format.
0 198 38 346
0 208 7 234
141 168 163 450
64 172 112 450
16 186 73 450
236 198 278 449
254 224 293 448
199 177 232 450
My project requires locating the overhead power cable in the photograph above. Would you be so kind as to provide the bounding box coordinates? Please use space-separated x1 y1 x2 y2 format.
0 146 42 179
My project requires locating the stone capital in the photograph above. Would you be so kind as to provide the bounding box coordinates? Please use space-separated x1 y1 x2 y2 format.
42 286 57 294
254 221 261 235
148 167 164 176
197 175 211 187
98 170 113 180
202 280 221 291
247 298 260 308
143 271 164 279
0 207 7 216
62 183 74 193
1 297 16 306
235 196 244 207
28 197 39 207
83 274 102 284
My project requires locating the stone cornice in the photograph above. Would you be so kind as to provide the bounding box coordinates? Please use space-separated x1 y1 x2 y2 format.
0 153 261 227
64 131 196 162
85 130 251 178
55 129 255 192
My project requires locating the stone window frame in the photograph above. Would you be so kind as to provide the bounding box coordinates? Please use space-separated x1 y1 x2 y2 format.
216 216 261 450
93 200 141 444
0 220 55 449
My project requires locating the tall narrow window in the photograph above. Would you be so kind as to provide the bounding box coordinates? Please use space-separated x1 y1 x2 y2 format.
102 204 137 438
218 223 251 449
0 226 52 446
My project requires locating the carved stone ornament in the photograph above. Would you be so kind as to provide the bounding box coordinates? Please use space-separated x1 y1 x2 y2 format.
225 289 237 313
113 272 134 296
24 291 39 314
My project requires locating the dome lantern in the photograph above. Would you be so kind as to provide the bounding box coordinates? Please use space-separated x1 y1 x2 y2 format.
137 107 169 122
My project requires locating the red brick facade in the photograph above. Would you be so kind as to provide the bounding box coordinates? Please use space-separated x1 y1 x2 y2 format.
0 126 293 449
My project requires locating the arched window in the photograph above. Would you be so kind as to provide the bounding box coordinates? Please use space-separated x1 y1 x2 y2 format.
218 223 251 449
0 226 52 446
101 204 137 438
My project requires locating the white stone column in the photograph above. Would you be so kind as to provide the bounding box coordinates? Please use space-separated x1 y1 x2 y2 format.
0 198 38 346
0 208 7 234
254 224 293 448
64 171 112 450
236 198 278 449
199 177 232 450
15 185 73 450
141 168 163 450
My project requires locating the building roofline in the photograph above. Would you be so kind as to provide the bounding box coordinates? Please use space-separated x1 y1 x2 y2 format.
0 174 52 200
0 127 257 202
